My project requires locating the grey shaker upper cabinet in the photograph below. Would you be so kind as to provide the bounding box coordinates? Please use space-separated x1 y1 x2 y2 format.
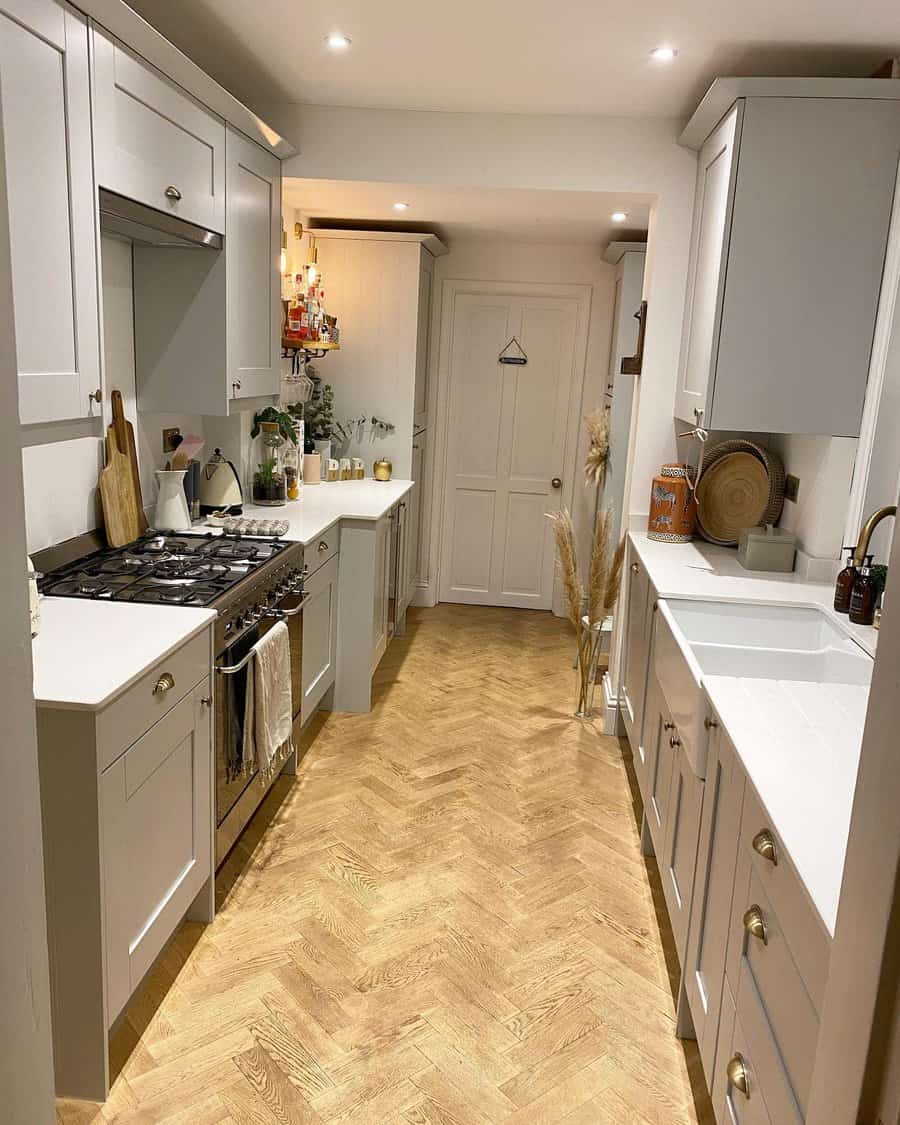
674 97 900 436
91 26 226 234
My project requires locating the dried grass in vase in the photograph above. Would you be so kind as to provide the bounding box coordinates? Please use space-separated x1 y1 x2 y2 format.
548 506 625 719
584 407 610 486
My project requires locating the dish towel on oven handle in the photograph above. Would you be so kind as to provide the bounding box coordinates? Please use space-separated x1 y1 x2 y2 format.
242 620 294 782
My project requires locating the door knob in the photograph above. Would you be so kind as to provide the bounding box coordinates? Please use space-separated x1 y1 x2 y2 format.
727 1054 750 1099
752 828 778 866
743 904 768 945
551 477 562 489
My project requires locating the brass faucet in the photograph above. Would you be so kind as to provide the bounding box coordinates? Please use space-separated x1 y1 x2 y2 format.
853 505 897 567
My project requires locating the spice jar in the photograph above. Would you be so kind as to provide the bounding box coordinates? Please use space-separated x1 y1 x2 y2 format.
283 443 300 501
252 422 287 506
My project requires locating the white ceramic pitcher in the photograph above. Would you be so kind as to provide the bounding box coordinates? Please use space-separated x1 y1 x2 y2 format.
154 469 192 531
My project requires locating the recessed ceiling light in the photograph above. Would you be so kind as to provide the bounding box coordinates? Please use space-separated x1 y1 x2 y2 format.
650 46 677 61
325 33 351 49
611 211 628 223
393 201 410 211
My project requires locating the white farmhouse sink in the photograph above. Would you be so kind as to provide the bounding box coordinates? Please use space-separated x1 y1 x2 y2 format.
654 599 872 777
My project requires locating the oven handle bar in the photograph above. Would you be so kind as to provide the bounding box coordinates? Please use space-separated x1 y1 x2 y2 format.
216 593 308 676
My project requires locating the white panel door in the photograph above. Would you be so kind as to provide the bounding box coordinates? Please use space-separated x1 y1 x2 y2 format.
439 292 578 609
0 0 101 424
226 127 281 401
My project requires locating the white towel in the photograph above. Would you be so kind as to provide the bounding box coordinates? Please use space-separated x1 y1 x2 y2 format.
242 620 294 782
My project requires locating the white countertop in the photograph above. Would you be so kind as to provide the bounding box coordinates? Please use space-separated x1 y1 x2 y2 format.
241 478 414 544
33 598 215 711
629 531 874 936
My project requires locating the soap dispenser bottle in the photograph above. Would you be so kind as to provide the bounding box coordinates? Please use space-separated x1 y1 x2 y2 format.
849 555 877 625
834 547 858 613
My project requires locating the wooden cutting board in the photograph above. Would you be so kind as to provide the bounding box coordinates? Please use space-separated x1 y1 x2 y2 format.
110 389 147 534
99 390 145 545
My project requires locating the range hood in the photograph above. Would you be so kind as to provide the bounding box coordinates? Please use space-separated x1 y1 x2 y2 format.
98 189 223 250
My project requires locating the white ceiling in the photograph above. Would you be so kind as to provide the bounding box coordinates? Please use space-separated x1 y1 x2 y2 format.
283 179 653 246
129 0 898 120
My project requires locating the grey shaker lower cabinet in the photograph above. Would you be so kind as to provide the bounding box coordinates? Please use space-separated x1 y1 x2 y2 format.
621 542 653 748
683 718 747 1086
36 627 214 1100
659 738 705 965
300 555 339 725
102 683 212 1024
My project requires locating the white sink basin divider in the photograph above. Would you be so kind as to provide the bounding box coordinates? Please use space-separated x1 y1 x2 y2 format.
654 599 873 778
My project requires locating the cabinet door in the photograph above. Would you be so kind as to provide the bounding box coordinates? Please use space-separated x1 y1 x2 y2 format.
674 102 742 425
92 27 225 233
372 513 391 671
0 0 101 423
101 681 211 1025
645 694 676 855
414 252 433 428
403 481 420 614
226 127 281 402
621 544 652 748
660 739 705 965
684 719 747 1086
300 555 338 725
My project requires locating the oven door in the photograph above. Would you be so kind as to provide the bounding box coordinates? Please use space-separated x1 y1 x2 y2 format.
215 624 260 828
260 591 305 724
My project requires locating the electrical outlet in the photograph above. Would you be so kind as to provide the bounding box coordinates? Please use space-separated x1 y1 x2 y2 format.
162 427 182 453
784 474 800 503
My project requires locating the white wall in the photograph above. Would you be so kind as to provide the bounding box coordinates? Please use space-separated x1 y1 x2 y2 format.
22 236 209 553
419 239 615 605
0 102 55 1125
771 434 858 563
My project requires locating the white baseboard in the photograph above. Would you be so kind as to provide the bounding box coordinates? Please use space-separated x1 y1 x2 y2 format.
602 672 625 736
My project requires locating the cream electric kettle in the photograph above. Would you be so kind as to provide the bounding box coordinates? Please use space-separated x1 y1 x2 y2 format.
199 448 243 515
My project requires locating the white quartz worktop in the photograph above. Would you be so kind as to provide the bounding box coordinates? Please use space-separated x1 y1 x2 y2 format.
33 598 215 711
629 531 874 937
241 478 414 544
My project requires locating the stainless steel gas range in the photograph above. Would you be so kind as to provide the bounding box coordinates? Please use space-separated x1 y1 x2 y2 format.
39 530 307 866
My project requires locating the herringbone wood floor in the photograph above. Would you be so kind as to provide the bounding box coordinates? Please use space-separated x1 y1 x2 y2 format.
57 604 714 1125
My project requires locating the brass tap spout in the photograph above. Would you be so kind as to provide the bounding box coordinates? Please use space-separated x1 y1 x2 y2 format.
853 505 897 567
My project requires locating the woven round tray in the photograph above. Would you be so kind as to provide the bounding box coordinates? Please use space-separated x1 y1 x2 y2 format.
695 440 785 546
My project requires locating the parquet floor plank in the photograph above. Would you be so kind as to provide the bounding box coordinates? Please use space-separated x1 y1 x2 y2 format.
52 603 712 1125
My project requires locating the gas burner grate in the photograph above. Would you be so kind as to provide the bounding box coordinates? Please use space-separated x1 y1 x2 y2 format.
148 559 232 584
121 583 222 606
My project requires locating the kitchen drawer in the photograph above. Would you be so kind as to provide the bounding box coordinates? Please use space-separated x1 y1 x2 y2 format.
735 867 818 1114
96 629 211 770
715 969 802 1125
304 523 340 577
736 784 830 1013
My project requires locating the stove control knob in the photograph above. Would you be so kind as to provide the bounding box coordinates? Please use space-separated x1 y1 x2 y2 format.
224 619 234 635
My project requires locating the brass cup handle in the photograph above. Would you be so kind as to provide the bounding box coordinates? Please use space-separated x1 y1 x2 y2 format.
551 477 562 489
165 185 182 201
630 562 639 574
669 734 681 749
727 1053 750 1099
317 540 329 553
704 716 719 731
752 828 778 866
663 721 676 731
153 672 176 696
743 904 768 946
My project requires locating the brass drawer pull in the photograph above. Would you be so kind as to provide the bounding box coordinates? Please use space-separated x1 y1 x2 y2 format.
164 185 182 201
669 734 681 749
727 1053 750 1099
317 540 329 553
704 716 719 731
630 562 639 574
153 672 175 696
663 721 676 731
752 828 778 866
743 904 768 946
